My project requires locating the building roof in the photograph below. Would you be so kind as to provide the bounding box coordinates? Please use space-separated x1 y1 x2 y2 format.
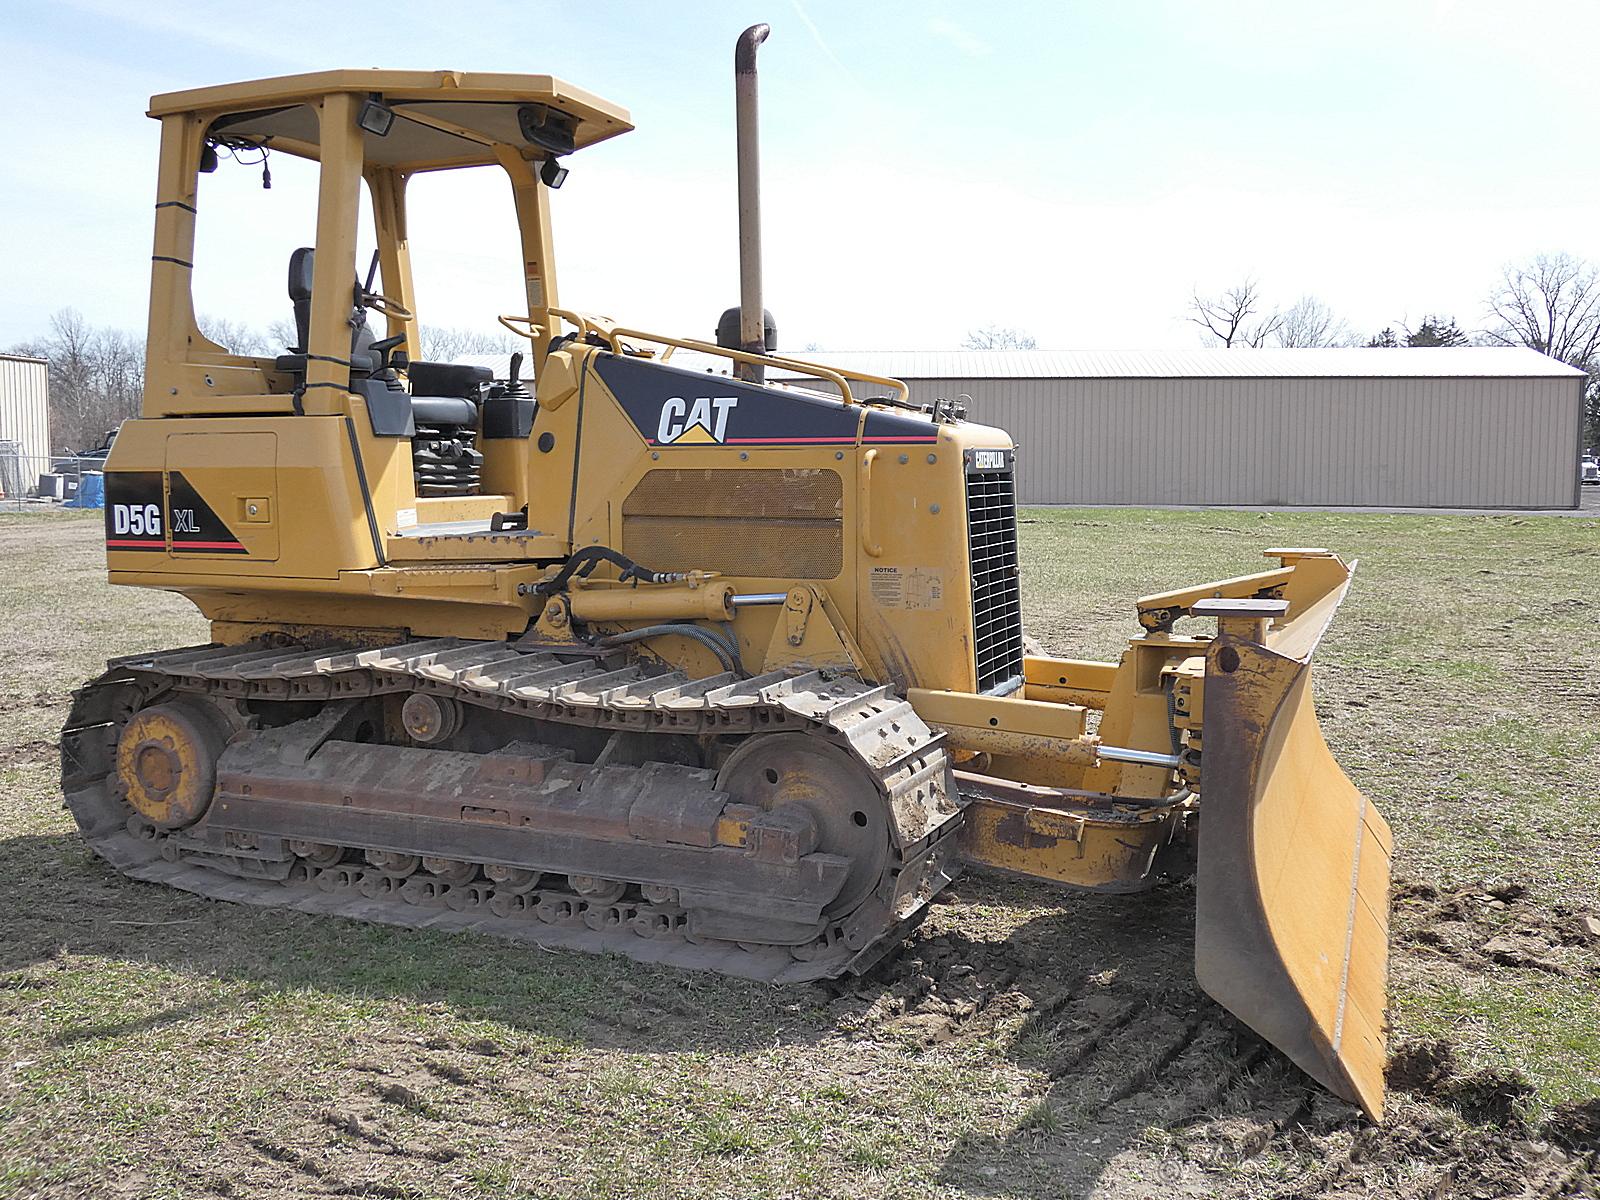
764 347 1585 381
457 345 1584 385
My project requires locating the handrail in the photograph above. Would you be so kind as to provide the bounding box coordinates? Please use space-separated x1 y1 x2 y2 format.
860 448 883 557
493 316 914 409
606 327 913 407
497 308 607 342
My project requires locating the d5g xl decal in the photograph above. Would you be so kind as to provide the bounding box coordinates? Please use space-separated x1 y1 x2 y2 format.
594 354 938 447
103 471 248 555
105 472 165 551
168 471 247 554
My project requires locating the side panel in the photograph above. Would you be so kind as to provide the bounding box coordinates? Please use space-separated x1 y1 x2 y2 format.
104 415 379 579
575 353 994 693
166 433 278 560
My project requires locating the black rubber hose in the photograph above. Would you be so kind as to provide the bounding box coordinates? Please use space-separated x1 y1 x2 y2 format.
596 623 743 676
535 546 678 596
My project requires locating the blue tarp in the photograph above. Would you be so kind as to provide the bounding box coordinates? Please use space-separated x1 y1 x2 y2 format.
65 471 104 508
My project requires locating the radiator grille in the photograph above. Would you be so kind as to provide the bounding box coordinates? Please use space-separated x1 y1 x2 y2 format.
622 468 843 580
966 462 1025 693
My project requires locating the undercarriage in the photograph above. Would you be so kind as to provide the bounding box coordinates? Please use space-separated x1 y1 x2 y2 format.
62 639 963 982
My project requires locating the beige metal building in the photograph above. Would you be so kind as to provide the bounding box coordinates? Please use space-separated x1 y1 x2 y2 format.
0 354 50 500
0 354 50 461
764 347 1586 509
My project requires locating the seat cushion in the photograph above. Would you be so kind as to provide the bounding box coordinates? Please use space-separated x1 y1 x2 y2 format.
411 396 479 427
409 360 494 397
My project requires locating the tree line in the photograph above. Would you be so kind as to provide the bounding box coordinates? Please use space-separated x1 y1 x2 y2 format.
6 316 516 453
1187 253 1600 444
10 251 1600 453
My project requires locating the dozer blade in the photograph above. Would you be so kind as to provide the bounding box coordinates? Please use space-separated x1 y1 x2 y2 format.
1193 560 1391 1121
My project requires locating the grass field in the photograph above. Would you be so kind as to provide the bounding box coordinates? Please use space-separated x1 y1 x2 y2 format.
2 507 1597 1199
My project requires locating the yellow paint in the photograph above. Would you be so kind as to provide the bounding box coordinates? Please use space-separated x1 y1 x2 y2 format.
106 68 1388 1118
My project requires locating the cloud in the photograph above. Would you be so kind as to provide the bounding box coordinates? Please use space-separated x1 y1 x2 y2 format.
788 0 852 76
927 16 993 58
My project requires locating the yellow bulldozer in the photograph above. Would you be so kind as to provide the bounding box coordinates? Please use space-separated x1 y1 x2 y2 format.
61 36 1391 1120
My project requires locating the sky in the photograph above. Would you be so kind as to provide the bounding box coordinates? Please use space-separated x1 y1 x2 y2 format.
4 0 1600 353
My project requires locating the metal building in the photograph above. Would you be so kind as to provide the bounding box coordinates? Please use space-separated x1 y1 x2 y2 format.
770 347 1586 509
0 354 50 501
458 346 1585 508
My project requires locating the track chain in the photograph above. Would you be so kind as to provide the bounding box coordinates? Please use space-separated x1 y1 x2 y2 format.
60 638 963 983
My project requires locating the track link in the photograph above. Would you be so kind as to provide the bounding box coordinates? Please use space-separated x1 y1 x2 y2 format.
60 638 963 983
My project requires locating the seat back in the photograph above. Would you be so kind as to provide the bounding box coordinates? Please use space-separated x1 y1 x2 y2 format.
285 246 374 362
287 247 315 353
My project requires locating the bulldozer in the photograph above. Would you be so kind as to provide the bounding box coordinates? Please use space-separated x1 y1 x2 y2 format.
61 36 1391 1121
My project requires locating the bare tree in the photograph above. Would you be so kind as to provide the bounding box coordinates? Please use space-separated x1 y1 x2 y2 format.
1483 253 1600 364
419 325 519 361
962 325 1038 350
1274 296 1353 348
8 309 145 450
1484 253 1600 445
267 319 299 352
197 315 271 356
1188 279 1282 348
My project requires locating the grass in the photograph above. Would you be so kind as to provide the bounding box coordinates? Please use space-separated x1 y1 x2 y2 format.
1 506 1597 1199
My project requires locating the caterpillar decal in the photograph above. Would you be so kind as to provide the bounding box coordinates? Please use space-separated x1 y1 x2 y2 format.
595 354 939 447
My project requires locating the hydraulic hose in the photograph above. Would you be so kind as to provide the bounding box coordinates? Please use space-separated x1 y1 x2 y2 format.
535 546 688 596
596 623 743 677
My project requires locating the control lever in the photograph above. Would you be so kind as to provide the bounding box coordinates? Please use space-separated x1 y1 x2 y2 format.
367 332 407 373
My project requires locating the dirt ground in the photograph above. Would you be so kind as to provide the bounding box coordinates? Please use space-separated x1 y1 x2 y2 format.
2 509 1597 1199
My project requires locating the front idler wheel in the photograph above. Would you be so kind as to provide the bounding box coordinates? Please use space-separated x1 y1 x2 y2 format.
715 733 891 920
113 699 232 830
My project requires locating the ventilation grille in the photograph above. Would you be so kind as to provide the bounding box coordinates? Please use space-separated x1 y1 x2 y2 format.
622 469 843 580
966 462 1025 693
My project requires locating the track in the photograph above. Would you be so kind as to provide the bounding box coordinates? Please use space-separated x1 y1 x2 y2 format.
59 638 963 984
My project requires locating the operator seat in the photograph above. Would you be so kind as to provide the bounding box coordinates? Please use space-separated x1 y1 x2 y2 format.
275 247 485 430
281 246 381 371
277 247 489 495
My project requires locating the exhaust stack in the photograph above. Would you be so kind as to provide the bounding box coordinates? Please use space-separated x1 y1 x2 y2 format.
734 23 770 384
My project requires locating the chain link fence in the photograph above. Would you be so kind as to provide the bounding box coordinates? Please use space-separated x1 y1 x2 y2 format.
0 442 107 512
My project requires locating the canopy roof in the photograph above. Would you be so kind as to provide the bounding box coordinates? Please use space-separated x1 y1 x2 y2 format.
149 69 632 171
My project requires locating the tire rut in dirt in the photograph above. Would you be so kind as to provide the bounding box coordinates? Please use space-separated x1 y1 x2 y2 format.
858 900 1599 1199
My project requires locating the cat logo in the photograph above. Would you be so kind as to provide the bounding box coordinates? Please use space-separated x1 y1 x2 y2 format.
656 395 739 444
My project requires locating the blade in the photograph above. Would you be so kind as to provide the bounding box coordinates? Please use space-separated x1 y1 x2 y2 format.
1195 585 1391 1120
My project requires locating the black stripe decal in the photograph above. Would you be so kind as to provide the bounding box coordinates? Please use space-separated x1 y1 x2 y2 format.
566 362 588 546
151 255 193 268
344 417 386 567
155 200 197 213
